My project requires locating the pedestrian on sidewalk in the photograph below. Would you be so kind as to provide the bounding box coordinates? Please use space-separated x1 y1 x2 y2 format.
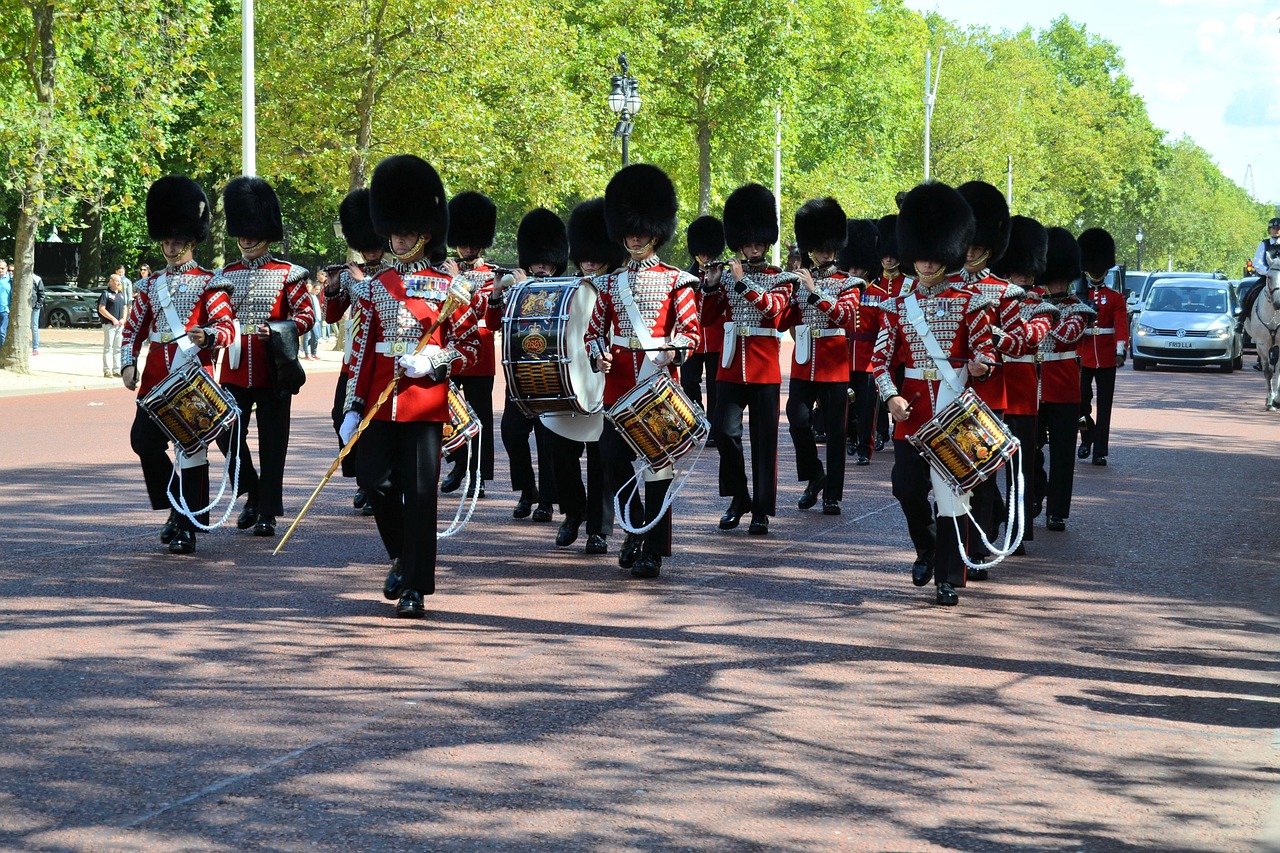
0 258 11 349
304 281 322 358
98 274 128 376
30 272 45 354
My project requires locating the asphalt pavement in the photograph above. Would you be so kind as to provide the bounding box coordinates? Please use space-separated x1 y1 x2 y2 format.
0 341 1277 852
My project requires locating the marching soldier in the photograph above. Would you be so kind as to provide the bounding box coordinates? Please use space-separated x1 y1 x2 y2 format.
544 197 624 554
784 198 858 515
587 164 700 578
1035 228 1094 533
338 154 480 618
683 215 726 432
874 213 910 448
441 191 500 497
122 176 236 555
215 176 315 538
323 188 386 515
1075 228 1128 466
989 216 1058 555
499 208 566 523
840 219 885 465
871 182 996 606
705 183 796 536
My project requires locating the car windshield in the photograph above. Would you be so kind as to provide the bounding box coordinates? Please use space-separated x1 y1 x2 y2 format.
1147 287 1228 313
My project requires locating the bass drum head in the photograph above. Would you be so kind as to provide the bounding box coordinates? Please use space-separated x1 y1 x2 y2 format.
565 278 604 413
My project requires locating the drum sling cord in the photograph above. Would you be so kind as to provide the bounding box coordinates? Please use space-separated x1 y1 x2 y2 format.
151 271 242 531
611 271 708 536
904 293 1024 569
439 420 481 539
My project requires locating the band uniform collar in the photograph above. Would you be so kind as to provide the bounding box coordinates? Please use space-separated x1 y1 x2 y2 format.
627 255 661 274
242 252 273 270
166 259 199 275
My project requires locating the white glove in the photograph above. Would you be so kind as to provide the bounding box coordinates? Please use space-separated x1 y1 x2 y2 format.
398 352 432 378
339 411 360 445
652 348 674 368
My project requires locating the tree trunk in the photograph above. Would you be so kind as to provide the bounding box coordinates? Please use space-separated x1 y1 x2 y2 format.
697 120 713 217
210 187 227 269
78 201 103 288
0 204 39 374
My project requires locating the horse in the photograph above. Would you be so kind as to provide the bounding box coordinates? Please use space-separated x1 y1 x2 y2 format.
1243 266 1280 410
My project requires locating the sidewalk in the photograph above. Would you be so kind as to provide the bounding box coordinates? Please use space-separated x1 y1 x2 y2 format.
0 328 344 398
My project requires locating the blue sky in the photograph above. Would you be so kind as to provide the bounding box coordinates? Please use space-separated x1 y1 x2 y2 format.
904 0 1280 205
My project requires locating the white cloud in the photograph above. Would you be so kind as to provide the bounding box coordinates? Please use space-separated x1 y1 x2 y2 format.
1196 18 1227 53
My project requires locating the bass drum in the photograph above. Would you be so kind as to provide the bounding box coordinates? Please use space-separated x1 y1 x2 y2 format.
501 276 604 422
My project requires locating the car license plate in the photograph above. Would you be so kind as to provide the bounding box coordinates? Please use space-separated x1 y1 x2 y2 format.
1169 341 1193 348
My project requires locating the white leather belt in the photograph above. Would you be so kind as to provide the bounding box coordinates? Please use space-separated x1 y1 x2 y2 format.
903 366 941 380
240 321 258 335
811 328 846 338
612 334 671 349
376 340 419 357
149 330 181 344
734 325 779 337
1007 355 1037 364
1085 327 1115 335
1040 351 1076 362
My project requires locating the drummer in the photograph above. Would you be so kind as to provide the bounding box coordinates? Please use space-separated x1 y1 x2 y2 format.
870 181 996 607
542 197 624 555
586 164 700 579
497 208 565 524
121 175 236 555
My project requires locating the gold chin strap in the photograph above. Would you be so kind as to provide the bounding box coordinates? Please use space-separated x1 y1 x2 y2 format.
390 234 427 261
967 250 991 270
913 264 946 285
1087 272 1107 285
883 262 900 277
164 241 194 262
627 238 656 258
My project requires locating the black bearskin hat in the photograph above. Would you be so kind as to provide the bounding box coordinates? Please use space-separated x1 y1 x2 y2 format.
990 216 1048 281
447 191 497 250
368 154 449 253
957 181 1011 264
794 197 848 256
604 164 678 250
876 214 900 261
723 183 779 250
146 175 210 243
838 219 882 279
568 198 626 270
337 188 381 254
1042 227 1082 284
517 208 568 276
896 181 975 272
1077 228 1116 277
686 215 726 261
223 175 283 242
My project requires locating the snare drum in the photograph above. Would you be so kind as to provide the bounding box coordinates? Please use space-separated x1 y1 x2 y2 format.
607 373 709 470
441 383 481 456
502 277 604 417
138 359 239 457
907 388 1018 493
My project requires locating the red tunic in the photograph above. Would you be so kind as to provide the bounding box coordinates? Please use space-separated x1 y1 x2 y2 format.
1076 285 1129 369
347 260 481 422
701 263 796 384
849 278 889 374
121 262 236 396
1034 290 1093 404
216 255 315 389
691 263 725 354
880 270 912 298
784 267 859 383
998 297 1058 417
326 262 382 380
454 260 499 378
586 256 700 407
870 274 996 439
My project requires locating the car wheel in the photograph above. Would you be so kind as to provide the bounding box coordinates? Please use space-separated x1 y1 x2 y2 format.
1233 353 1244 370
1219 358 1234 373
1132 357 1150 371
47 308 71 328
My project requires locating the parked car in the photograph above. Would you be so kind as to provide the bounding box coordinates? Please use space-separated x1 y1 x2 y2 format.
40 285 102 328
1131 278 1243 372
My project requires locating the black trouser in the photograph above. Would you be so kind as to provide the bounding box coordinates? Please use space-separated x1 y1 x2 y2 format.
130 408 209 531
1004 413 1037 541
357 419 441 595
446 374 496 482
331 373 357 479
890 441 967 588
600 421 671 556
680 352 720 419
968 475 1006 558
1038 401 1078 520
1079 365 1116 460
712 380 780 516
215 384 292 517
847 370 878 457
500 397 557 504
545 429 613 537
786 377 848 501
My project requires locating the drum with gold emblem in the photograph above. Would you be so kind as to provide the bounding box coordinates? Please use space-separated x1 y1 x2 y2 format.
441 382 481 456
908 388 1018 493
607 372 709 471
501 277 604 417
138 358 239 457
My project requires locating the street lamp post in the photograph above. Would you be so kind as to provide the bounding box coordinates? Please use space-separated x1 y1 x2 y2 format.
923 46 945 180
1135 226 1144 270
608 54 641 168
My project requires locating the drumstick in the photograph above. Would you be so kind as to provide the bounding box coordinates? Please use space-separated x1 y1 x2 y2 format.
274 291 467 555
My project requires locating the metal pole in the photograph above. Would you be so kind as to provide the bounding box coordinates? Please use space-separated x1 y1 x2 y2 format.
621 122 629 168
773 100 782 268
1006 155 1013 209
923 50 931 181
241 0 256 176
